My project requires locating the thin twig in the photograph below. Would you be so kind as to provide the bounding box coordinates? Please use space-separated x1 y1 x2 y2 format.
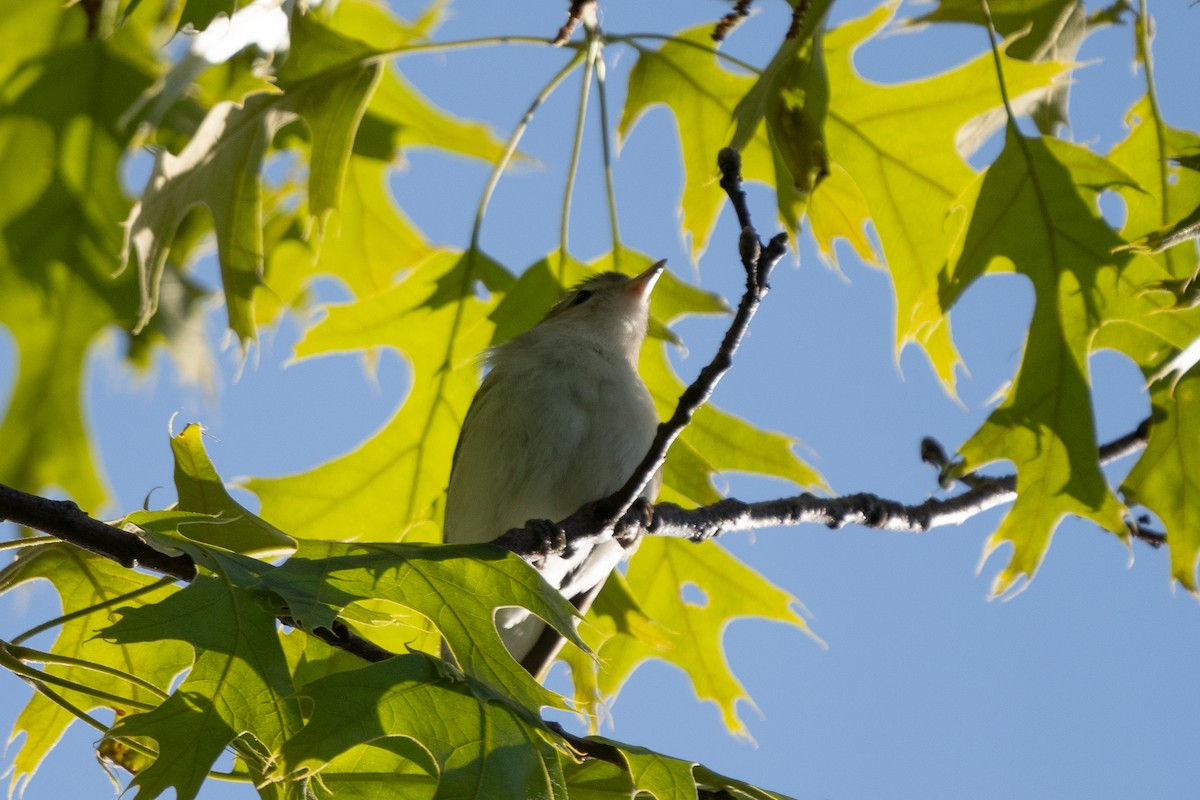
553 0 595 46
641 417 1157 548
712 0 754 42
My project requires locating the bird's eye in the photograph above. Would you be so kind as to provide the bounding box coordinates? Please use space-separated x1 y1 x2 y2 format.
571 289 594 307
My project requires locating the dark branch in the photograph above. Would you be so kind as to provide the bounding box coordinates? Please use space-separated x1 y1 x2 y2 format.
712 0 754 42
0 483 197 581
552 0 595 46
496 146 787 559
495 416 1158 560
0 482 394 664
650 415 1155 542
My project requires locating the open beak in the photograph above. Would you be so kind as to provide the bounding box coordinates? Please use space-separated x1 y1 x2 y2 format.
625 259 666 302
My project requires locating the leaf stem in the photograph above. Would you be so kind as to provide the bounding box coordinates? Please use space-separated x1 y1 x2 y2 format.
558 30 600 277
11 576 176 646
469 51 585 251
978 0 1017 132
4 641 169 699
374 35 576 63
595 39 622 260
0 644 158 711
1134 0 1171 225
0 535 58 551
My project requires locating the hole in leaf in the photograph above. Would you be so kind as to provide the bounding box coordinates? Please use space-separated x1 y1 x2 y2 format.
680 582 708 608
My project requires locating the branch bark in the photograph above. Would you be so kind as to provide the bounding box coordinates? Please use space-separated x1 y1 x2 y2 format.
0 483 395 664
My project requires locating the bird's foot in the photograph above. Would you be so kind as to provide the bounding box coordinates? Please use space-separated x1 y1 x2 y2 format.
524 518 566 567
613 498 653 549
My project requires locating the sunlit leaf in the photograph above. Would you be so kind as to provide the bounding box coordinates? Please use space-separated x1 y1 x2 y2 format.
258 539 584 712
618 28 797 258
246 250 512 540
102 542 302 800
909 0 1093 134
1103 97 1200 590
0 546 186 796
946 133 1147 594
817 1 1070 392
595 537 813 738
730 0 834 196
169 423 296 556
123 13 384 341
1123 372 1200 591
281 654 569 800
0 1 161 509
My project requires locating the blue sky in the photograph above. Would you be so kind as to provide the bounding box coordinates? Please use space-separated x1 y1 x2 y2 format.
2 1 1198 798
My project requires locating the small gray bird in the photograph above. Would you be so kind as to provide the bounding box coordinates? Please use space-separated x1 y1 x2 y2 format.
444 261 664 676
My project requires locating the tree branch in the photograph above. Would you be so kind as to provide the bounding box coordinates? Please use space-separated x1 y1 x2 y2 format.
0 484 197 581
0 483 395 664
647 416 1157 545
494 416 1157 561
552 0 596 46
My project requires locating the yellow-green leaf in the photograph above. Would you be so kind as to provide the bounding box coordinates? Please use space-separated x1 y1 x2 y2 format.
281 654 569 799
948 133 1140 594
818 1 1070 391
261 539 584 712
170 423 296 556
246 250 512 540
592 537 814 739
618 28 790 258
0 1 161 509
102 544 303 800
124 13 384 341
0 545 186 795
1122 373 1200 591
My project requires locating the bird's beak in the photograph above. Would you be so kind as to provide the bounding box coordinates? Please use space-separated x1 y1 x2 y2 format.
626 260 666 302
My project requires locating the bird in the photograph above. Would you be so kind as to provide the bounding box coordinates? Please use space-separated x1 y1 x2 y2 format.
444 260 665 677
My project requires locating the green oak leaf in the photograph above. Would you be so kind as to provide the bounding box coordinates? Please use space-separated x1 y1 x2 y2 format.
258 539 584 712
102 544 302 800
1096 100 1200 387
1122 372 1200 591
815 1 1069 392
255 155 436 330
168 422 295 555
559 572 670 724
1102 97 1200 590
355 60 510 165
730 0 834 196
176 0 239 33
1107 100 1200 278
0 545 187 796
582 735 797 800
946 132 1148 594
280 653 569 800
618 28 801 258
246 249 512 540
0 0 164 510
124 12 383 342
592 537 814 739
909 0 1094 135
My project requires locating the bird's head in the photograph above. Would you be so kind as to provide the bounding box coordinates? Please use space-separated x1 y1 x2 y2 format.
539 260 665 361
